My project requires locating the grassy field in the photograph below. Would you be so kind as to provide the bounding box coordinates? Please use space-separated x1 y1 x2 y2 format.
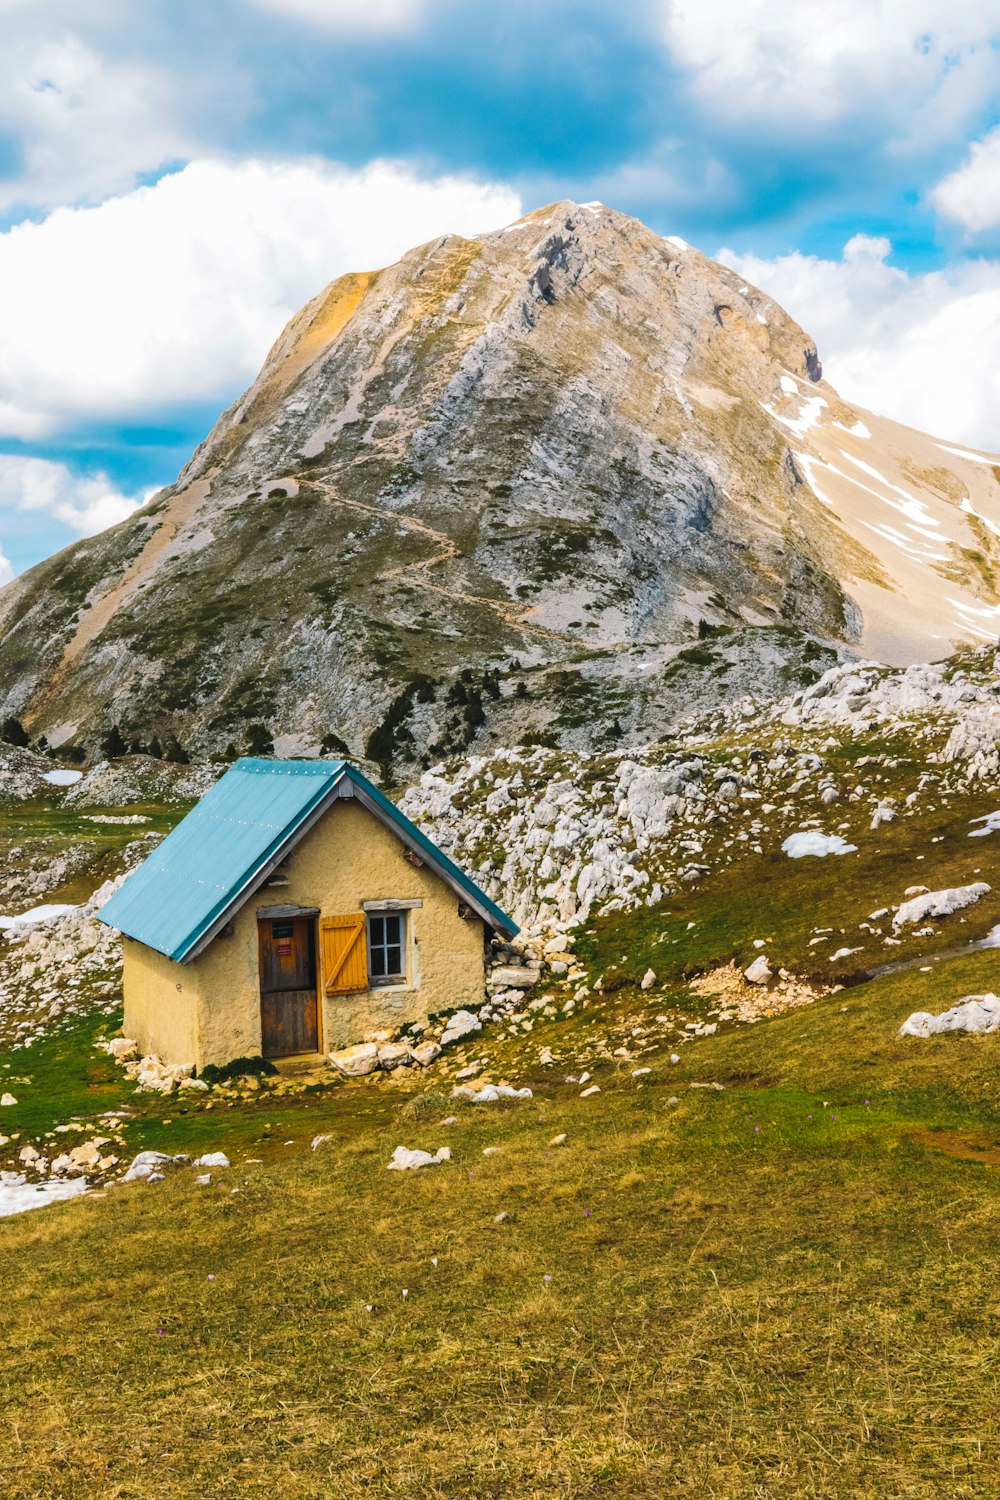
2 948 999 1498
575 775 1000 990
3 744 1000 1497
0 801 186 907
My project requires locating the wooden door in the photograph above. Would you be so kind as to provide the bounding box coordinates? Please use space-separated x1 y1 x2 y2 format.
259 917 319 1057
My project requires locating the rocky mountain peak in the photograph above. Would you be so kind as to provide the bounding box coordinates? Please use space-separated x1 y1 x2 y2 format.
1 200 999 774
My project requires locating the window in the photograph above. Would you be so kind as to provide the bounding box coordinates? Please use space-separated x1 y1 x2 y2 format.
367 911 406 985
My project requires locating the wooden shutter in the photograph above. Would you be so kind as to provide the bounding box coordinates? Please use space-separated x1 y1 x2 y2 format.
320 914 368 994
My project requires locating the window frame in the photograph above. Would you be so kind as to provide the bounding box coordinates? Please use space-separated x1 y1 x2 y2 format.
366 909 408 988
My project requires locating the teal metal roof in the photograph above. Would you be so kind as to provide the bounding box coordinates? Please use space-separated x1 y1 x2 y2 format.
98 758 518 962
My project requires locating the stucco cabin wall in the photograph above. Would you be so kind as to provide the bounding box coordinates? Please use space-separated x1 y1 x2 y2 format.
132 794 488 1068
122 938 200 1068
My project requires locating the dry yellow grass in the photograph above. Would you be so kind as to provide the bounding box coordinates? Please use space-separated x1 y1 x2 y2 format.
2 950 1000 1498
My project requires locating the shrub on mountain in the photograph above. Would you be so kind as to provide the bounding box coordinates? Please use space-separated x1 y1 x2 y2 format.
320 731 351 756
246 724 273 757
1 716 28 747
101 725 127 759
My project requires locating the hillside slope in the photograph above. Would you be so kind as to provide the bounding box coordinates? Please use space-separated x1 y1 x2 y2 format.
3 201 1000 770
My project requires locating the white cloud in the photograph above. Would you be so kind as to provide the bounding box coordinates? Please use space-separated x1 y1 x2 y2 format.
932 126 1000 231
0 455 142 536
0 547 13 587
247 0 427 29
661 1 1000 131
0 24 194 212
0 157 521 440
718 236 1000 450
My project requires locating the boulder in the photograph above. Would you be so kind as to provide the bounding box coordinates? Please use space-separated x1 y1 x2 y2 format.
104 1037 139 1062
386 1145 452 1171
893 882 991 928
900 994 1000 1037
68 1141 104 1168
408 1040 442 1067
440 1010 483 1047
487 965 540 990
870 803 896 829
132 1054 195 1093
194 1152 230 1168
452 1083 533 1103
123 1150 178 1182
328 1042 380 1077
744 955 772 985
377 1043 411 1069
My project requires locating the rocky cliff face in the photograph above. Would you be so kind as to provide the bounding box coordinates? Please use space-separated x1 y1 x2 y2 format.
2 200 1000 773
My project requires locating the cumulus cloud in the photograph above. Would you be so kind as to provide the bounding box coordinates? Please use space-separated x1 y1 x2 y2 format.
719 235 1000 450
0 455 143 538
661 0 1000 132
0 547 13 588
932 126 1000 231
0 156 521 440
247 0 428 29
0 22 194 212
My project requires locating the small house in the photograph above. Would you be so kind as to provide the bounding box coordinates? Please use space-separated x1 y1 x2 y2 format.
98 758 518 1070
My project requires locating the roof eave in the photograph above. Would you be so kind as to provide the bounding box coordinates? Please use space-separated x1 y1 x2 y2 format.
341 770 519 938
108 757 518 961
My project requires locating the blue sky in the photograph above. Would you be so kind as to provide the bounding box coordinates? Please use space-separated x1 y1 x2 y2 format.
4 0 1000 581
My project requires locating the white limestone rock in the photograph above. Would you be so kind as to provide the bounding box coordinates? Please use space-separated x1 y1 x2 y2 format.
487 965 540 990
743 955 772 985
123 1150 178 1182
377 1042 411 1069
893 883 990 929
386 1145 452 1171
408 1040 442 1067
900 994 1000 1037
452 1083 532 1103
440 1009 483 1047
329 1042 380 1077
102 1037 139 1061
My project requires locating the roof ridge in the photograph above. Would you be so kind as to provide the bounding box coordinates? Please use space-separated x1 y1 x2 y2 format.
98 757 517 962
235 757 345 776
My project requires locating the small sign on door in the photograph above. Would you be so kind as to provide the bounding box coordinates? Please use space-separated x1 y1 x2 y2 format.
273 919 294 958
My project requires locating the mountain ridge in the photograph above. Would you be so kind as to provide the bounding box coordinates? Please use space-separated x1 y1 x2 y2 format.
2 199 1000 770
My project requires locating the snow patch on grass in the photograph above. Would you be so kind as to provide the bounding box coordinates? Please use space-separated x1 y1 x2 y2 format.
782 832 858 859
